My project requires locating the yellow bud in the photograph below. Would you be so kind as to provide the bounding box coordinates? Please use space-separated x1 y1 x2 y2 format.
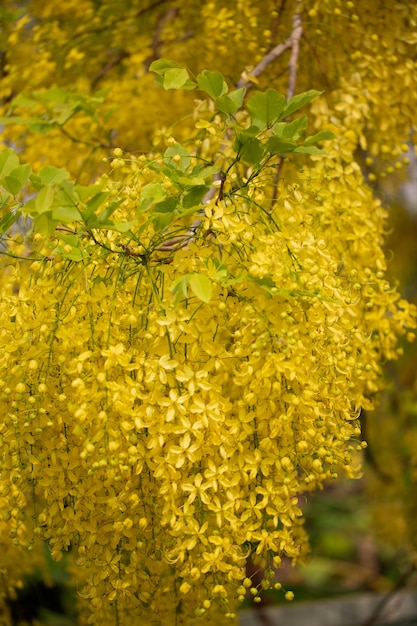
179 582 191 595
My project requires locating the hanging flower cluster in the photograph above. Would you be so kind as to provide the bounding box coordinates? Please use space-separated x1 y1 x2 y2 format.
0 64 415 623
0 0 417 622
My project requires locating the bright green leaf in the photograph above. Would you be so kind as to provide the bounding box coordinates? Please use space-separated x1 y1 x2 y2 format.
247 89 286 129
107 220 136 233
35 185 55 214
273 115 308 140
215 88 246 116
189 274 212 303
0 210 21 234
83 191 109 221
237 136 265 164
60 246 85 261
2 163 31 195
164 145 191 170
37 165 70 186
33 212 55 235
153 196 178 213
139 182 166 211
182 186 208 209
171 275 189 303
163 68 194 90
197 70 228 98
149 58 184 75
265 137 297 155
74 182 105 200
153 212 174 230
0 149 20 177
293 145 327 154
52 205 82 222
55 180 81 206
302 130 336 146
2 176 23 196
97 198 123 222
282 90 322 119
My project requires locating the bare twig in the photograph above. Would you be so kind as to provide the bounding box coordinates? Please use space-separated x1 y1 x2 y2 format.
144 7 178 70
92 51 129 89
236 1 303 91
286 7 303 100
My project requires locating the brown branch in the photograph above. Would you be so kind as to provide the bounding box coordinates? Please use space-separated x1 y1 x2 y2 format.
144 7 178 70
286 7 303 99
91 51 129 89
236 2 303 91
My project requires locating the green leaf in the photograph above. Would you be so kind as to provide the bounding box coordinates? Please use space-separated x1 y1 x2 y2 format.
56 233 79 247
189 273 212 303
33 212 55 235
35 185 55 214
190 164 220 180
2 164 31 195
139 182 166 211
302 130 335 146
182 186 208 209
164 145 192 170
97 198 123 222
163 68 192 90
273 115 308 141
55 180 81 206
236 136 265 164
10 93 37 110
215 88 246 116
0 115 35 126
10 163 31 185
109 220 136 233
83 191 109 221
197 70 228 98
0 149 20 177
149 58 184 75
171 275 189 303
37 165 70 186
74 182 105 200
2 176 23 196
52 205 82 222
293 146 326 154
56 104 77 126
0 210 21 234
247 89 286 129
153 196 178 213
153 212 174 230
60 245 85 261
265 137 297 155
282 90 322 118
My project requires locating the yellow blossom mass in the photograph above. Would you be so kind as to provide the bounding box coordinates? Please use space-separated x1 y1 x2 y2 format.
0 1 416 625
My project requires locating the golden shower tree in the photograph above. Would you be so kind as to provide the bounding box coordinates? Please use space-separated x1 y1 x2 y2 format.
0 1 416 624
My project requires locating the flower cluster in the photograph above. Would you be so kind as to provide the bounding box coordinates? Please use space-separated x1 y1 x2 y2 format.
1 1 417 624
0 128 415 624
